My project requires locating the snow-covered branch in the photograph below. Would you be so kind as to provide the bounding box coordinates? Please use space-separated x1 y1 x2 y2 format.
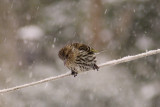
0 49 160 94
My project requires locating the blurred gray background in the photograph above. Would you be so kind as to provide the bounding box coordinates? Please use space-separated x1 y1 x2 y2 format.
0 0 160 107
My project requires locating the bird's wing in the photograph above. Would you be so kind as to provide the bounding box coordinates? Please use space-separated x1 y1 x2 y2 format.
71 43 97 54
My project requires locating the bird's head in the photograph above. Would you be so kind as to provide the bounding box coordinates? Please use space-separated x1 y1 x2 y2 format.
58 46 75 65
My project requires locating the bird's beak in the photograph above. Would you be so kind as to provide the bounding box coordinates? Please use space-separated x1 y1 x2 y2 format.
64 59 67 65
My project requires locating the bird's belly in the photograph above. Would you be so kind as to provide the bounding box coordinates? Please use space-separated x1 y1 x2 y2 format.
67 64 91 73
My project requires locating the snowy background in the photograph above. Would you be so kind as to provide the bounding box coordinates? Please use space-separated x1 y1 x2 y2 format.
0 0 160 107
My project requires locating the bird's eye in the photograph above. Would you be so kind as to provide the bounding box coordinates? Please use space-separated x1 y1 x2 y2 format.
62 51 65 56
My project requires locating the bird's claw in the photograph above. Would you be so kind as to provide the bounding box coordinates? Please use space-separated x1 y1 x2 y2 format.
71 71 78 77
93 64 99 71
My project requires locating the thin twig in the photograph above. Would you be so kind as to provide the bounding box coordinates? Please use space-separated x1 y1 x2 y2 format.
0 49 160 94
0 72 71 94
99 49 160 67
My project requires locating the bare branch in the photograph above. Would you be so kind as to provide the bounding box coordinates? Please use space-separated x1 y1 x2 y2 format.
99 49 160 67
0 72 71 94
0 49 160 94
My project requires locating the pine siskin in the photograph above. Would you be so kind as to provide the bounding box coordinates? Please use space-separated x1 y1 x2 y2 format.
58 43 99 77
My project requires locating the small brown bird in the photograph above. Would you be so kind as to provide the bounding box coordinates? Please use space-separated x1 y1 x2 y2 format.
58 43 99 77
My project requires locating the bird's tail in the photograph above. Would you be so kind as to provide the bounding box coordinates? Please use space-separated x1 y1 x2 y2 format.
95 50 107 55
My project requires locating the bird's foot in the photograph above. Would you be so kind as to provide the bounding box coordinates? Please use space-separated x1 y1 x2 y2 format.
71 70 78 77
93 64 99 71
